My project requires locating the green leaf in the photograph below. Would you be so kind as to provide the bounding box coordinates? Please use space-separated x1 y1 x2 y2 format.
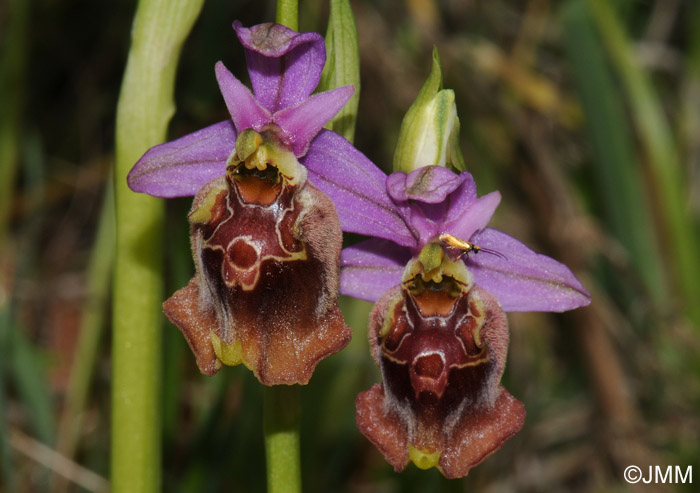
318 0 361 143
113 0 204 491
54 182 114 476
562 0 667 302
587 0 700 324
9 319 55 444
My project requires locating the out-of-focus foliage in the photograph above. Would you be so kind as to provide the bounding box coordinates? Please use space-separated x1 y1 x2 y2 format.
1 0 698 491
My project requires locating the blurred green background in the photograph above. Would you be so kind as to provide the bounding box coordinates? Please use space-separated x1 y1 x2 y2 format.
1 0 699 491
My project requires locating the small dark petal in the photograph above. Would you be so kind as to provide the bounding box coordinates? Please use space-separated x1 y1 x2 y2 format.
215 62 271 134
441 190 500 244
273 86 354 156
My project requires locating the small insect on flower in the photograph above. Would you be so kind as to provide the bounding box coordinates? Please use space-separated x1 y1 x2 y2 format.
438 233 507 260
355 245 526 478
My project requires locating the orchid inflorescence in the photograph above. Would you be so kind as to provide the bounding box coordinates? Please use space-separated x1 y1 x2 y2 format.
128 21 590 478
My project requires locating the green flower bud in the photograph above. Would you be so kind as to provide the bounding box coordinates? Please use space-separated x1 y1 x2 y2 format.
393 47 466 173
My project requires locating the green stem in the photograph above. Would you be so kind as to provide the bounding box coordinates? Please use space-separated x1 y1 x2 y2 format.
263 386 301 493
265 1 302 489
264 4 302 492
276 0 299 31
112 0 203 492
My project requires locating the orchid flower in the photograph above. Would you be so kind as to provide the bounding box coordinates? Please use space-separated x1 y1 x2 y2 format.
304 49 591 477
356 247 526 478
320 164 590 477
306 151 591 479
126 22 364 385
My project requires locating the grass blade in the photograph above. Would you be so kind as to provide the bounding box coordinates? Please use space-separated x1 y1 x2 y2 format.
588 0 700 324
562 0 667 302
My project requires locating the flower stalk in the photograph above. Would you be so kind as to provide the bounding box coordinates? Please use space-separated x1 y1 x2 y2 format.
263 386 302 493
276 0 299 31
269 4 301 493
112 0 203 491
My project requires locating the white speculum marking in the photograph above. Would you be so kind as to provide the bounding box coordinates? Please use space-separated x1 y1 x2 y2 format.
412 351 446 377
202 195 308 292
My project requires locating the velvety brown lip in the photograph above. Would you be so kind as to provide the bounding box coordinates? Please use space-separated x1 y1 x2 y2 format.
357 284 525 478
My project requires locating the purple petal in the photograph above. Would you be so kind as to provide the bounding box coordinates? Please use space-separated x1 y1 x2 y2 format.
442 191 501 240
215 62 271 133
340 239 410 302
443 171 478 217
405 206 440 248
234 22 326 113
303 130 417 247
274 86 354 156
468 228 591 312
127 120 235 198
386 166 471 204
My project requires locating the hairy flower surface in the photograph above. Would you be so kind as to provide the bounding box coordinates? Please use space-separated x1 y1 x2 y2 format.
356 248 525 478
127 22 359 385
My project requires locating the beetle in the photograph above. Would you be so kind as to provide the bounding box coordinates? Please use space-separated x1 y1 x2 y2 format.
438 233 507 260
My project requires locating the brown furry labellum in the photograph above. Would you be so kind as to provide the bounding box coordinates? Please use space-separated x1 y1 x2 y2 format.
164 129 351 385
355 248 525 478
